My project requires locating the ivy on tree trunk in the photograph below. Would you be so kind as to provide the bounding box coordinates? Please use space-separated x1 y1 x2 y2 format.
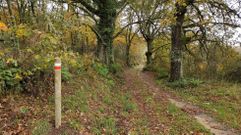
72 0 120 67
169 2 188 82
98 11 116 66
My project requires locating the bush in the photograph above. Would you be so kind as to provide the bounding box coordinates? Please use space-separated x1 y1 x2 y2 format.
0 27 92 96
143 65 169 79
157 68 169 79
225 65 241 83
0 59 22 94
61 67 72 82
142 64 154 71
93 63 109 77
110 63 123 74
167 78 203 88
21 70 53 96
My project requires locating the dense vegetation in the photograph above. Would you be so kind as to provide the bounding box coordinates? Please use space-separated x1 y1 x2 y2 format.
0 0 241 134
0 0 241 94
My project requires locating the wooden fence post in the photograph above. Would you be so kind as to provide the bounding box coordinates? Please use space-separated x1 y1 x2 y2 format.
54 58 61 128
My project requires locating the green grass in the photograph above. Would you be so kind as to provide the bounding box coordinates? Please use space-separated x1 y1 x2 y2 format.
31 120 51 135
160 80 241 130
167 78 203 88
91 116 117 135
147 95 210 134
19 106 29 114
27 71 211 134
167 103 210 134
68 119 83 131
61 74 137 134
26 69 211 134
131 118 150 135
119 93 138 112
63 90 89 112
130 76 210 134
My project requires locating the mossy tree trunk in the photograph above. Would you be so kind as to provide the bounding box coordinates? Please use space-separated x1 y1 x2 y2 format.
76 0 120 67
126 43 131 67
169 3 187 82
95 37 104 60
97 1 117 66
145 39 153 66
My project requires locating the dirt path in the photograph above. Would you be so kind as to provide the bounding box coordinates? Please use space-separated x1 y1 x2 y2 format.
168 99 238 135
121 69 169 134
123 68 239 135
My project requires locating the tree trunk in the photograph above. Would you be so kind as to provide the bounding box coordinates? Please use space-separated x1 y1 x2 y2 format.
30 0 36 18
145 39 153 66
95 37 104 59
126 44 131 67
6 0 15 25
97 9 116 67
169 4 187 82
16 0 26 23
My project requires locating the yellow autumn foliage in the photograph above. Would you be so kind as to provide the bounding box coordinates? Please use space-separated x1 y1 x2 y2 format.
16 24 30 38
14 73 23 80
0 21 8 31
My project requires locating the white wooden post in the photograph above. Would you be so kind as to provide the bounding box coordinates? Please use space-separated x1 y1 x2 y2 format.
54 58 61 128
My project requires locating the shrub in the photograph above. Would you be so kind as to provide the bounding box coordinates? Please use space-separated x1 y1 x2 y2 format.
0 59 22 94
93 63 109 77
21 70 53 96
142 64 154 71
167 78 203 88
61 67 72 82
1 27 92 96
110 63 122 74
143 65 169 79
157 68 169 79
225 65 241 83
143 64 168 72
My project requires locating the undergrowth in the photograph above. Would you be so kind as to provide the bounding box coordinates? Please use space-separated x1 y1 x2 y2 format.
158 79 241 131
166 78 204 88
31 120 51 135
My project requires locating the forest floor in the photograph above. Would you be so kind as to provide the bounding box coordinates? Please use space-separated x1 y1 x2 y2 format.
0 68 240 135
138 70 240 135
157 77 241 134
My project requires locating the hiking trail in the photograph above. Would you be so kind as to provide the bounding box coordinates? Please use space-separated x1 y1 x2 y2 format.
123 68 239 135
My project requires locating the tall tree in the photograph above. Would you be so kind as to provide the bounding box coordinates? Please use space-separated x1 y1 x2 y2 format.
122 7 138 67
71 0 127 67
169 0 241 82
169 0 194 82
132 0 166 66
